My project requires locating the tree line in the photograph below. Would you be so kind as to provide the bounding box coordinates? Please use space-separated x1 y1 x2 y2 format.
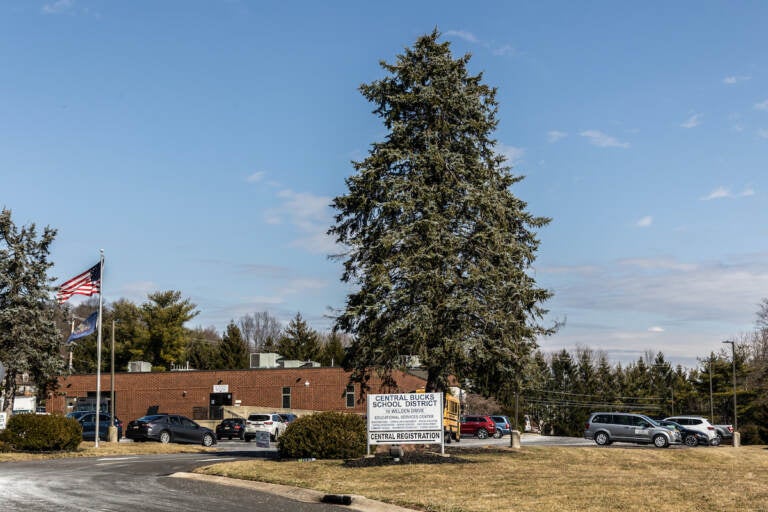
480 302 768 443
60 295 349 374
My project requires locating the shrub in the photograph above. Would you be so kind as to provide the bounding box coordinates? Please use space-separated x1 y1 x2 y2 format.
0 414 82 452
278 411 366 459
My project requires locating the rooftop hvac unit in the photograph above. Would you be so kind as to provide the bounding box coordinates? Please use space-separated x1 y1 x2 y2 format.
250 352 281 369
127 361 152 373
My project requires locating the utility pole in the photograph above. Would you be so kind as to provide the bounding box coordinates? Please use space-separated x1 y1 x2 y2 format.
722 340 739 447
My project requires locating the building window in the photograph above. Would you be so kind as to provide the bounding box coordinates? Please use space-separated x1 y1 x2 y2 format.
282 387 291 409
346 385 355 408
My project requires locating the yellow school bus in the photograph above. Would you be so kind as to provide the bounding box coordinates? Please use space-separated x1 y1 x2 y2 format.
414 388 461 442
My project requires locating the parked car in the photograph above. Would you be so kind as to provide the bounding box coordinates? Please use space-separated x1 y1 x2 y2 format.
65 411 92 420
125 414 216 446
215 418 246 440
662 416 719 446
657 419 709 447
490 415 512 438
460 415 497 439
714 424 734 444
244 413 287 442
278 413 298 425
75 412 123 441
584 412 682 448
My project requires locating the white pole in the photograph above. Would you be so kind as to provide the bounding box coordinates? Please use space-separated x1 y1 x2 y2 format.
94 250 104 448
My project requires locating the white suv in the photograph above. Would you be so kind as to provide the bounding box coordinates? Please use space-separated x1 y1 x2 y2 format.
662 416 719 446
244 413 287 442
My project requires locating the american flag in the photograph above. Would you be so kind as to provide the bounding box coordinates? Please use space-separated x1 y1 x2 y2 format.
57 262 101 303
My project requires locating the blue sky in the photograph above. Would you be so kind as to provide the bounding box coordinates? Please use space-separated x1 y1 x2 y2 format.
2 1 767 368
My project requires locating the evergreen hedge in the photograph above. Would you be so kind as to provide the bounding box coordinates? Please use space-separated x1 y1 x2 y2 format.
278 411 366 459
0 413 82 452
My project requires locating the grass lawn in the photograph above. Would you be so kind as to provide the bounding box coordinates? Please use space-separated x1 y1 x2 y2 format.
195 445 768 512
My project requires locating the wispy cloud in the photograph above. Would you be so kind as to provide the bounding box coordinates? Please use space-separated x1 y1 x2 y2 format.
42 0 74 14
680 113 702 128
723 75 751 85
444 30 479 43
444 29 515 57
758 129 768 139
498 143 524 166
492 44 517 57
636 216 653 228
537 254 768 364
246 171 266 183
701 187 731 200
755 99 768 111
266 189 336 254
547 130 567 143
700 186 756 200
579 130 630 149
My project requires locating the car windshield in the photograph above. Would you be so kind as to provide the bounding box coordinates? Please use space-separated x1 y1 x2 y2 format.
137 415 166 422
643 416 660 427
250 414 271 421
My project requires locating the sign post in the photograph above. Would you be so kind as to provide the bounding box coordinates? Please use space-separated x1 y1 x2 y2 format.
366 392 444 456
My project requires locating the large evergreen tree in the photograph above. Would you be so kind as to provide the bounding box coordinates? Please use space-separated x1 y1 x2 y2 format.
186 326 222 370
329 30 554 395
0 209 63 415
219 322 249 369
277 313 321 361
140 290 198 369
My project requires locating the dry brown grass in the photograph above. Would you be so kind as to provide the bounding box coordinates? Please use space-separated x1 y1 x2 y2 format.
0 441 216 462
195 445 768 512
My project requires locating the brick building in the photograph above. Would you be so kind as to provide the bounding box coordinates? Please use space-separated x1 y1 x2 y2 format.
48 367 427 425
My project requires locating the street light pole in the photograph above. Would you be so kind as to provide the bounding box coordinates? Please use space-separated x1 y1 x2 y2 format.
722 340 738 445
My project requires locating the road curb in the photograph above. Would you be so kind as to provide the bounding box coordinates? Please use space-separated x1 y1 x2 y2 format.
170 472 416 511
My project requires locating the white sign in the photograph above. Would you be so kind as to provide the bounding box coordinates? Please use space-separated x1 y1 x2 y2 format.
367 392 443 445
0 412 6 430
212 384 229 393
255 430 270 448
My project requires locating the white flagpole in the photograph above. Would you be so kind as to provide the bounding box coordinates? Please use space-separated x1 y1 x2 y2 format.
94 250 104 448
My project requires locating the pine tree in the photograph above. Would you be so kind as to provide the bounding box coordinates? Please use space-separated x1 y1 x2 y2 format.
0 209 63 415
318 331 347 367
329 30 554 395
277 313 321 361
219 322 249 369
140 290 198 369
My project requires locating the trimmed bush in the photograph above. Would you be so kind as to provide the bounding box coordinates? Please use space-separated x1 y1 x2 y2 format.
0 414 82 452
278 411 366 459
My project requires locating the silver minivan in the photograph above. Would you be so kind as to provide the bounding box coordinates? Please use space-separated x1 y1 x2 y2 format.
584 412 682 448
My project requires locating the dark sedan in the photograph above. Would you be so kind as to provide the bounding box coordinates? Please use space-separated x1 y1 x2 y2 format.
215 418 246 440
126 414 216 446
657 419 709 447
76 412 123 441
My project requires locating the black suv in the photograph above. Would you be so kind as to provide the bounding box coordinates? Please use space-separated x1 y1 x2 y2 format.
215 418 247 440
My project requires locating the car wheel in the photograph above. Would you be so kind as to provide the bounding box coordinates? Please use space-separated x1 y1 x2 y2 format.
239 431 245 441
159 431 171 444
653 434 669 448
595 432 609 446
492 429 502 439
711 436 721 447
476 428 488 439
202 433 215 447
684 434 698 447
244 436 252 443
